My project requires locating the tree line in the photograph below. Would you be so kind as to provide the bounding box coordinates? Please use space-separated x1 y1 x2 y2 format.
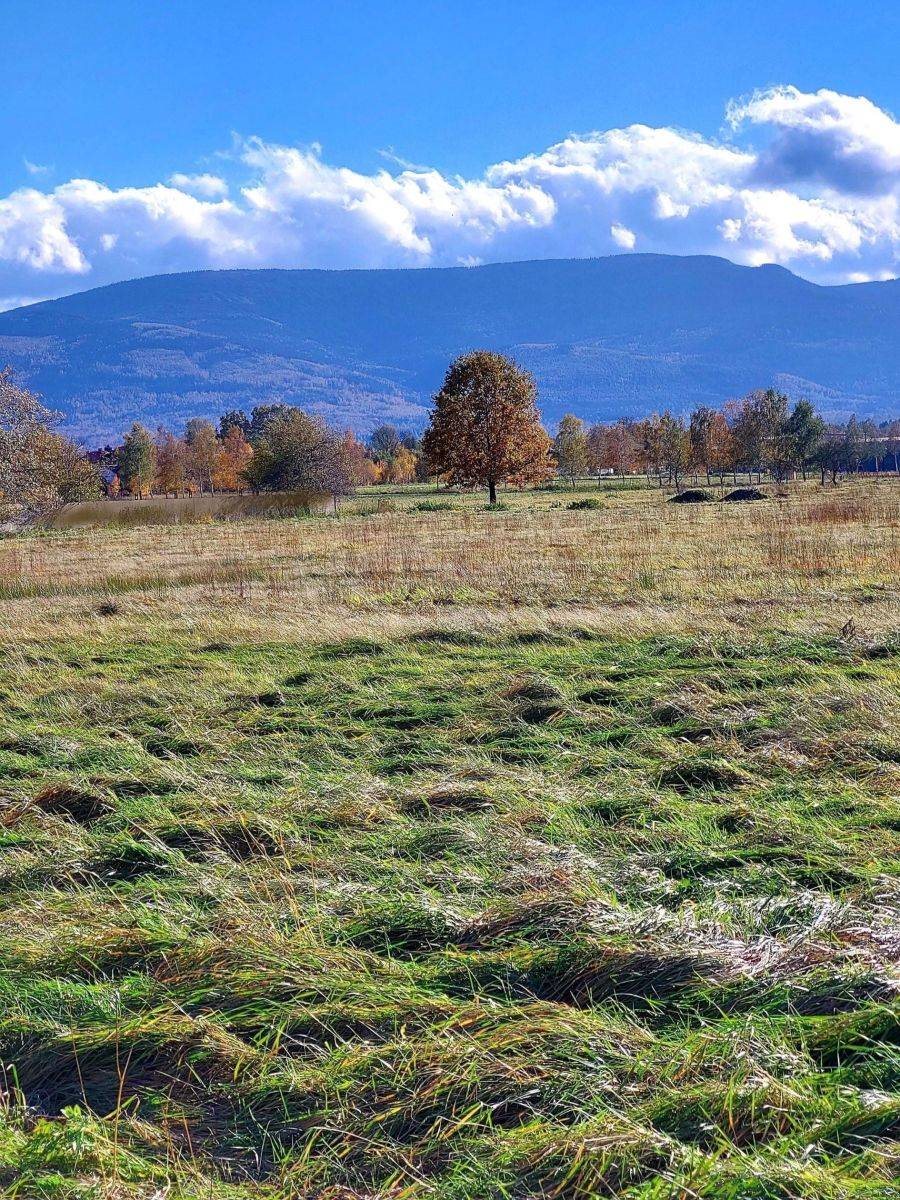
555 395 900 490
97 409 432 499
2 353 899 522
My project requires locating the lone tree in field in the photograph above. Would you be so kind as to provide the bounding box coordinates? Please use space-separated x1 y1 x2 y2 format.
422 351 551 504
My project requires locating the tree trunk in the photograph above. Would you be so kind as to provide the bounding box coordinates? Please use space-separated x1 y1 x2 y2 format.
488 479 497 505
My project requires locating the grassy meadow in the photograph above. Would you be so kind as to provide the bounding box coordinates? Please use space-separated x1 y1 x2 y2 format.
0 478 898 1198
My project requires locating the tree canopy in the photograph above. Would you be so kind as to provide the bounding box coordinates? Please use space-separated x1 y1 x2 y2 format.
422 351 551 503
0 368 99 521
244 409 353 498
554 414 589 486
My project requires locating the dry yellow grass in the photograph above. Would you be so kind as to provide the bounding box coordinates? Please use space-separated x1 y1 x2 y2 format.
0 478 897 646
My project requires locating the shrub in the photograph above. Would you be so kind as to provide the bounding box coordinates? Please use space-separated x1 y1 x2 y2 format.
567 497 603 510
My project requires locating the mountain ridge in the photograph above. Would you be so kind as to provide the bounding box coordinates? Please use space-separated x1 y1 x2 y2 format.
0 253 897 441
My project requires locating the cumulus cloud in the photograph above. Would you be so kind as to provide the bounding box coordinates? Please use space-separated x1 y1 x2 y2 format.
729 85 900 195
2 85 900 309
168 172 230 198
611 223 636 249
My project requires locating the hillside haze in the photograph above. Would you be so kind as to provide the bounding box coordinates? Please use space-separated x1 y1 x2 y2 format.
1 253 898 441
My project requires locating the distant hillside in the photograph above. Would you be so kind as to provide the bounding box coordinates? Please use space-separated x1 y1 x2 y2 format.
0 254 899 442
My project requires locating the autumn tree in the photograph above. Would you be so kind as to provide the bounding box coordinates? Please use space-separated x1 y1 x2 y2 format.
154 427 187 495
118 422 156 497
689 406 716 482
185 418 223 493
0 368 56 519
244 409 352 500
219 409 251 439
341 430 379 486
15 425 101 514
421 351 551 504
814 425 846 485
586 422 608 483
248 404 298 444
707 411 736 482
859 419 881 472
689 406 735 484
765 392 797 483
214 425 253 491
728 388 793 480
843 415 864 474
658 411 691 488
384 444 418 484
606 421 639 481
636 414 665 483
728 393 767 478
554 414 589 487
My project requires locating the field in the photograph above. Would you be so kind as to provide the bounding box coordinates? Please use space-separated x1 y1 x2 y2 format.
0 479 898 1198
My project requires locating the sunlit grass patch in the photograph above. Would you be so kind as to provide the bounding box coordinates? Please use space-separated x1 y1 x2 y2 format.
0 602 897 1195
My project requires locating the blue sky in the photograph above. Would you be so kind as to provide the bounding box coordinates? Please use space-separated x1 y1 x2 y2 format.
2 0 900 306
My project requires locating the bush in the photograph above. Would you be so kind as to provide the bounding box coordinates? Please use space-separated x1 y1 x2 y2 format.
567 497 603 511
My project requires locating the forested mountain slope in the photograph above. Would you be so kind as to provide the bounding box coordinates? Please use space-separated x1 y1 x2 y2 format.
0 253 898 440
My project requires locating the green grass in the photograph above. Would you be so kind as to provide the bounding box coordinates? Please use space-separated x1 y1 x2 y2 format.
0 623 897 1196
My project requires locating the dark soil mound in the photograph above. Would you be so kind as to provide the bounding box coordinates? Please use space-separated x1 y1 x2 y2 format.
722 488 767 502
670 489 714 504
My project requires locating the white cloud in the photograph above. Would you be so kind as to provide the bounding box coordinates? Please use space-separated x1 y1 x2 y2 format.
23 159 52 177
0 188 88 273
728 85 900 195
168 172 230 198
2 84 900 307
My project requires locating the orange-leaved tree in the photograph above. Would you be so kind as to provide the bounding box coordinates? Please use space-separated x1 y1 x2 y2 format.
341 430 379 486
421 350 551 504
214 424 253 491
384 444 418 484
